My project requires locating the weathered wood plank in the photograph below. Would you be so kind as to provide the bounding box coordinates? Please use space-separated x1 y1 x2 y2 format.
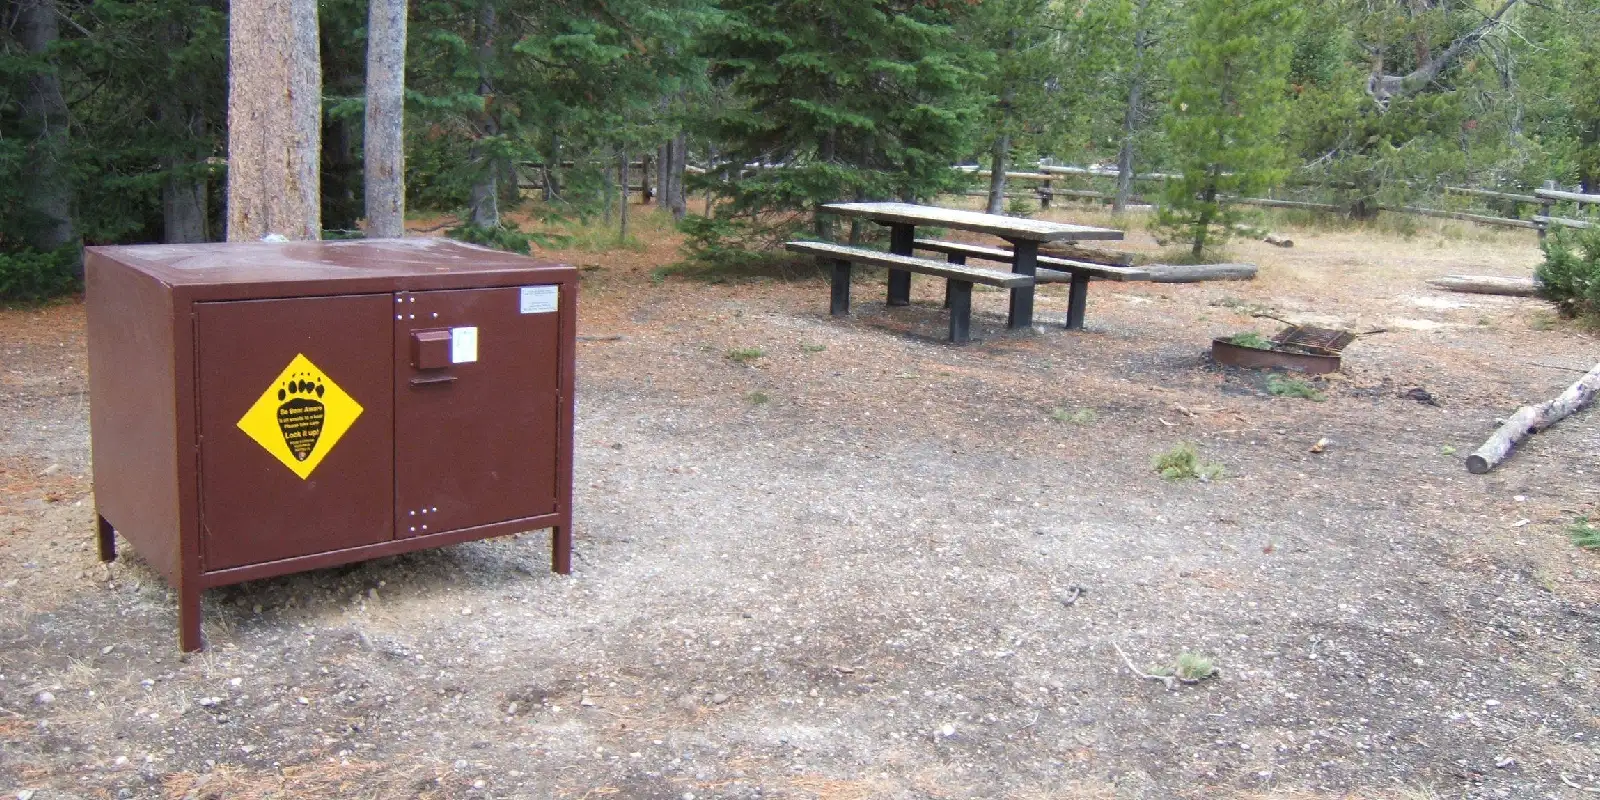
1037 242 1137 266
785 241 1033 287
912 239 1149 281
1535 188 1600 205
1535 215 1595 230
821 202 1124 243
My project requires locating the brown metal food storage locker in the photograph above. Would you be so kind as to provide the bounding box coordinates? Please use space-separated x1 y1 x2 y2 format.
85 238 577 651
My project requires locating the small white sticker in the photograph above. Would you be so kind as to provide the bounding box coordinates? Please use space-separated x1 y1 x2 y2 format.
520 285 559 314
450 326 478 364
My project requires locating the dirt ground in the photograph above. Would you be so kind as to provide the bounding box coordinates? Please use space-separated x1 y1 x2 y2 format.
3 203 1600 800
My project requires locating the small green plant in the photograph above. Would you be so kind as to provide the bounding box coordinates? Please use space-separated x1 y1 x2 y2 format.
1528 310 1559 331
725 347 764 363
1440 445 1457 456
1152 443 1224 481
1267 374 1326 401
1226 331 1275 350
0 246 80 303
1536 224 1600 320
1171 652 1218 682
1049 407 1098 425
446 221 570 254
745 390 770 405
800 343 826 353
1569 517 1600 550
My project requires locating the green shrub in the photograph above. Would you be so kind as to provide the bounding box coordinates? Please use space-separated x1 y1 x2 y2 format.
1536 225 1600 319
446 222 569 255
0 246 80 303
725 347 763 363
1267 374 1327 401
1226 331 1275 350
1570 517 1600 551
1153 442 1224 481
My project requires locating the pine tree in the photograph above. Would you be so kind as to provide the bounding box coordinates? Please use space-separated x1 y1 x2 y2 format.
1157 0 1301 257
695 0 981 247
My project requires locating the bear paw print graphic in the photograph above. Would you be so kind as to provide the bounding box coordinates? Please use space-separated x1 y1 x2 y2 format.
275 372 327 462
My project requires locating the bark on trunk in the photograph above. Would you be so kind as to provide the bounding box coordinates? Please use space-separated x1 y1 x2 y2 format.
364 0 408 238
227 0 322 241
986 131 1010 215
18 0 78 263
665 132 687 221
468 1 499 228
157 92 208 243
618 152 630 240
1114 3 1150 214
1467 362 1600 474
163 170 209 243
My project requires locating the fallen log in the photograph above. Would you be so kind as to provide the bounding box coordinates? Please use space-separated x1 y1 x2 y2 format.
1142 263 1258 283
1037 242 1137 266
1467 362 1600 474
1426 275 1539 297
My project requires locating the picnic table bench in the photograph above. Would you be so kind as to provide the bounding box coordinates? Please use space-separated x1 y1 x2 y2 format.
911 239 1150 330
786 202 1123 343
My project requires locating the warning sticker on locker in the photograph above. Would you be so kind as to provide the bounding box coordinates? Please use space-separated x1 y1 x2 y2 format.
519 285 558 314
451 326 478 363
236 354 364 480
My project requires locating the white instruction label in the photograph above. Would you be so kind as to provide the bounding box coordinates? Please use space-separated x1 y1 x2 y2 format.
520 285 559 314
450 326 478 364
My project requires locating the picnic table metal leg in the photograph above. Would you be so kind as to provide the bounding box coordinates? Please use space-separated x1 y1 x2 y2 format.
1007 239 1038 329
830 259 852 316
887 223 913 306
1066 272 1089 329
943 252 966 309
947 280 973 344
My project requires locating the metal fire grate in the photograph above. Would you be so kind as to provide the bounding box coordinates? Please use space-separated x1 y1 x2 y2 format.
1272 324 1357 355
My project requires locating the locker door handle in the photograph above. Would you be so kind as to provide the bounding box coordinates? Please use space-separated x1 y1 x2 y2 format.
409 374 458 387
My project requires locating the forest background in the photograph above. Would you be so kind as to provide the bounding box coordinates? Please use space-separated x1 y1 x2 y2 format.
1 0 1598 301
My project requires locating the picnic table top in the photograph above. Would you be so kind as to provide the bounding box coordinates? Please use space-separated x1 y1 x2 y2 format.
820 202 1124 243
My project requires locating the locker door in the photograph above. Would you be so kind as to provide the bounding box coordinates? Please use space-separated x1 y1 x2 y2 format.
196 295 396 571
393 286 562 538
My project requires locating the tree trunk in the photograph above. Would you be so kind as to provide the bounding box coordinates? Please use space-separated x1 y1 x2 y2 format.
618 152 630 241
814 130 836 239
227 0 322 241
468 1 499 228
665 132 687 221
986 131 1010 215
1115 1 1151 214
163 168 209 243
1467 362 1600 473
364 0 408 238
17 0 78 266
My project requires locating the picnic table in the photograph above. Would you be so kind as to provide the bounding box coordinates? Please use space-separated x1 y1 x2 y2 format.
813 202 1124 334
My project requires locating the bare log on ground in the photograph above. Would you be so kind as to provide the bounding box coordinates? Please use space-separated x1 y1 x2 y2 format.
1037 242 1137 266
1142 263 1258 283
1426 275 1539 297
1467 362 1600 474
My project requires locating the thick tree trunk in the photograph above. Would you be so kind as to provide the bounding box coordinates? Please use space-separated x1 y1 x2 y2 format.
814 130 836 240
1115 3 1150 214
664 132 687 221
163 169 209 243
227 0 322 241
986 131 1010 215
1467 363 1600 474
468 1 499 228
364 0 408 238
18 0 78 266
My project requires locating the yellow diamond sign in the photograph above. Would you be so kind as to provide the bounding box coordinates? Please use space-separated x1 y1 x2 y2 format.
236 354 364 480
